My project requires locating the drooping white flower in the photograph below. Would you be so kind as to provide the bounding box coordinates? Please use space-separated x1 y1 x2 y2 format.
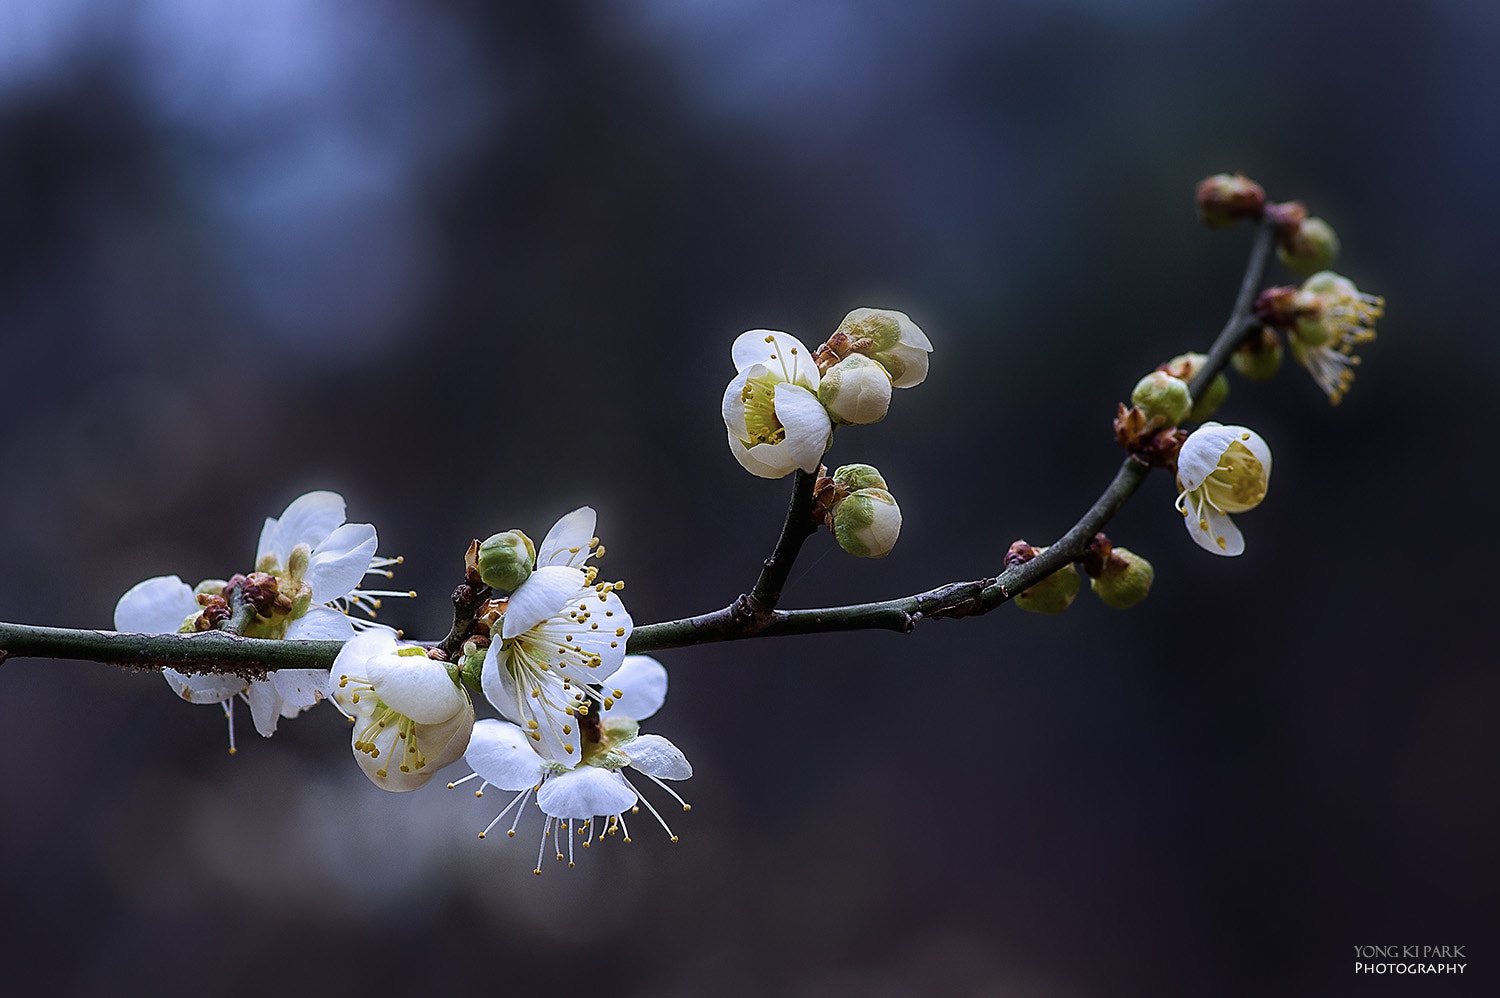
451 655 691 874
722 329 832 479
480 507 633 763
1175 423 1271 556
329 627 474 792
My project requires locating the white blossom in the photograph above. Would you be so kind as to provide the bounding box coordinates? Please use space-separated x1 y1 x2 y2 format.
1175 423 1271 556
722 329 832 478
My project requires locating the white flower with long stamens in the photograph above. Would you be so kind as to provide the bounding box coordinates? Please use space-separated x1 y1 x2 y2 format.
1288 271 1384 405
480 507 633 763
113 491 411 749
452 655 691 874
723 329 832 479
1175 423 1272 556
329 627 474 792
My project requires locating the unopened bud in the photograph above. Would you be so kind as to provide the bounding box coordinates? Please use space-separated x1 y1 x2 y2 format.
1130 371 1193 427
1160 352 1229 422
1277 216 1340 275
1231 327 1283 382
818 354 892 425
1090 547 1154 609
1015 559 1081 615
1195 173 1266 228
477 530 536 591
831 488 901 559
828 308 933 388
832 463 889 492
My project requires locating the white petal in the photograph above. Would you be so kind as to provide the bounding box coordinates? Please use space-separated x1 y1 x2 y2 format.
465 719 549 791
501 565 585 639
366 652 467 724
772 383 833 473
731 329 818 390
304 522 379 603
115 576 201 633
284 605 356 641
420 700 476 775
538 588 632 685
606 655 667 720
721 368 755 443
245 679 283 736
625 733 692 780
479 640 519 721
270 668 331 709
728 431 799 479
259 491 347 564
1176 422 1238 490
536 766 637 819
881 342 930 389
163 667 248 704
1184 503 1245 556
537 507 598 568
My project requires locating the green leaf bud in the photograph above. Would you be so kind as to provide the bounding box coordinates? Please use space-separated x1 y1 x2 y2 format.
832 487 901 559
1130 371 1193 427
1089 547 1155 609
818 354 893 425
477 529 536 591
1014 560 1081 615
832 462 889 492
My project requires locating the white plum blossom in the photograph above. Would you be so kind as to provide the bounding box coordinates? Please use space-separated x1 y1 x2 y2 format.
723 329 832 478
480 507 633 764
329 627 474 792
1288 271 1383 405
451 655 691 874
1175 423 1272 556
112 491 407 749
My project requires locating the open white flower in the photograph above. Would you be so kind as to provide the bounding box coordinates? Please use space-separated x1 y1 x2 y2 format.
480 507 633 763
329 627 474 792
722 329 832 478
451 655 691 874
114 575 330 751
1175 423 1271 556
113 491 405 749
1289 271 1383 405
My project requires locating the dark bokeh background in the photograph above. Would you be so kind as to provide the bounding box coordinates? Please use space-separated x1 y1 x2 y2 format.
1 2 1494 995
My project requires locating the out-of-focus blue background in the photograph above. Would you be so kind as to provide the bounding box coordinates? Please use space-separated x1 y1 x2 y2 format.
1 2 1494 995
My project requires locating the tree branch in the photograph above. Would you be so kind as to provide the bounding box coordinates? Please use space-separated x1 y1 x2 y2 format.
0 215 1280 673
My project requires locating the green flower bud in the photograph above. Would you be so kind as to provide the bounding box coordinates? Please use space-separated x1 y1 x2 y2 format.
458 638 488 692
832 463 889 492
477 529 536 591
1231 327 1283 382
1089 547 1154 609
1014 559 1081 615
1130 371 1193 427
1161 352 1230 423
832 487 901 559
818 354 892 425
1195 173 1266 228
1276 216 1340 275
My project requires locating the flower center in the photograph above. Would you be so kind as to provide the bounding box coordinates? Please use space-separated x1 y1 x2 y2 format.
740 373 786 446
1203 440 1266 513
350 698 430 779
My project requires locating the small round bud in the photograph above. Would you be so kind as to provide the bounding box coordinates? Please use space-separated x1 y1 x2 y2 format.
818 354 892 425
1160 352 1230 422
1277 216 1340 275
1231 327 1283 382
832 463 889 492
1130 371 1193 427
1089 547 1154 609
477 530 536 591
1015 559 1081 615
831 488 901 559
458 637 489 692
1195 173 1266 228
828 308 933 388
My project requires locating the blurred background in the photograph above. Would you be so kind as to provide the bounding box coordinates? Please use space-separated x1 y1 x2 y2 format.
1 1 1494 995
